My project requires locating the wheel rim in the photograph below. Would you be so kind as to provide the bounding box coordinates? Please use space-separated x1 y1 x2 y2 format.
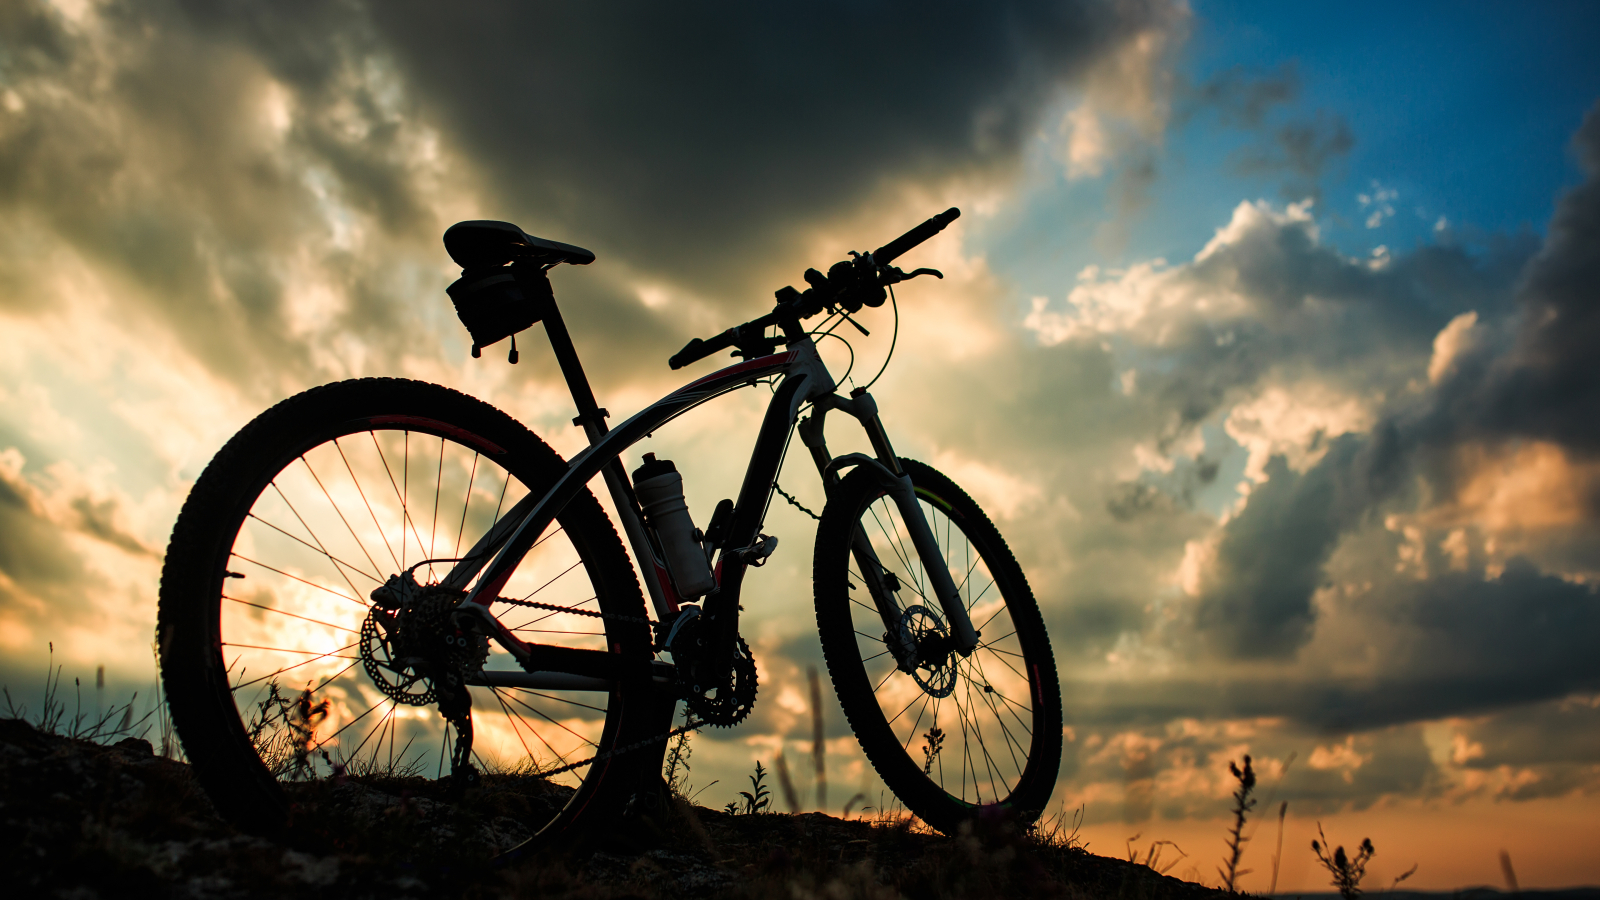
844 486 1040 808
215 421 618 801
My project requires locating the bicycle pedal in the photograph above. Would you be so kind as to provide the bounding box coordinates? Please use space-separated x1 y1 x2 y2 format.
733 534 779 567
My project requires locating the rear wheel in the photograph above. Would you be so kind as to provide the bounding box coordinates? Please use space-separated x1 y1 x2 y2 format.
158 378 652 856
813 458 1062 834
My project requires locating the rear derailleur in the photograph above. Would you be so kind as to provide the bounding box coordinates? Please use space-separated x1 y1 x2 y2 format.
363 568 488 791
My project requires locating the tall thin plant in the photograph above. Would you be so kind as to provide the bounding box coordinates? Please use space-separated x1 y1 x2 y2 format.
808 665 827 809
1219 755 1258 891
1269 801 1288 895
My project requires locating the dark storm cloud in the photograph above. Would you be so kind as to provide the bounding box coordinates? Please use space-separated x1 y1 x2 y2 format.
1428 102 1600 454
0 454 155 626
1179 62 1353 199
1357 560 1600 722
1461 698 1600 769
1194 447 1364 658
352 0 1183 290
2 0 1189 394
0 0 446 391
1068 556 1600 733
1234 111 1355 184
1150 115 1600 662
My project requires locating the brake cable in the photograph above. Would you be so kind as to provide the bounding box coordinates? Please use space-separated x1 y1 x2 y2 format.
858 282 899 392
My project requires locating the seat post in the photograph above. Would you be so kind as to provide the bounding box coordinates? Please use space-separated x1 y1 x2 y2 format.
531 289 609 442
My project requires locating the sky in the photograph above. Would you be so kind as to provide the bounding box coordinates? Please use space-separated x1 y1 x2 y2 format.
1 0 1598 891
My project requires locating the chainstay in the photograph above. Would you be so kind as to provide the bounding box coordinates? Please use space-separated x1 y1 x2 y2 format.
531 717 705 780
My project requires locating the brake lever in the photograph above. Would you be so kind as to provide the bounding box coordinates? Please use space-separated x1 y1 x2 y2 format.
879 266 943 285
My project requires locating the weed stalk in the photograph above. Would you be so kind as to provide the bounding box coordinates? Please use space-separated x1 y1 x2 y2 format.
1220 754 1258 891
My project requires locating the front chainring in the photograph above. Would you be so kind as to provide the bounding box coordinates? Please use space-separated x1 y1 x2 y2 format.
670 613 758 728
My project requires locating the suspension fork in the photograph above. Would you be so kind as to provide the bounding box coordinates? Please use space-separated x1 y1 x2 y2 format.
800 390 980 659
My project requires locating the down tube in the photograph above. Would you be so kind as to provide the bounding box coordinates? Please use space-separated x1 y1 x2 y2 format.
700 372 810 677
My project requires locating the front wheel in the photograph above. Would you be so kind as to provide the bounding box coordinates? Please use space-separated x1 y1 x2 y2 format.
813 458 1062 834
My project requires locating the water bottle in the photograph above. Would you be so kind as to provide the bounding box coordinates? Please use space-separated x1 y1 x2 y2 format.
631 454 717 597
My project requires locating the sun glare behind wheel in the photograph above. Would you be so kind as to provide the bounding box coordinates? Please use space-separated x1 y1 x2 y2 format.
220 426 610 788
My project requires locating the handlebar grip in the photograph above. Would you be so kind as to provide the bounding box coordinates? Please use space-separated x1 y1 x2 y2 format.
669 328 737 370
871 207 960 266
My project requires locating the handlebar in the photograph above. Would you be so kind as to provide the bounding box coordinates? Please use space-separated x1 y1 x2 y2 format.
668 330 737 370
668 207 961 370
872 207 960 266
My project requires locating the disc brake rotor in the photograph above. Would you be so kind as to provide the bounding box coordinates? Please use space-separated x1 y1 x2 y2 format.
898 605 957 699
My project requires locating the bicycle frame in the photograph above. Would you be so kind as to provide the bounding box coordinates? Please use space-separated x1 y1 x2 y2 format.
443 280 978 693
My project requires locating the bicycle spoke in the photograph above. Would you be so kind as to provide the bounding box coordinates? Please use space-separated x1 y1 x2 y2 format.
223 594 361 635
230 645 361 691
453 451 480 559
498 687 599 751
430 436 444 575
229 553 366 608
369 430 428 575
333 438 402 574
300 454 387 582
902 692 933 753
223 641 360 658
487 687 540 765
886 686 924 727
343 699 399 766
957 680 1010 799
258 488 381 590
967 656 1026 775
519 558 585 602
309 693 388 756
866 503 921 590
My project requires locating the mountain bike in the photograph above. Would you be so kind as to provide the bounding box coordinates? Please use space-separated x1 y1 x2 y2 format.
157 207 1062 854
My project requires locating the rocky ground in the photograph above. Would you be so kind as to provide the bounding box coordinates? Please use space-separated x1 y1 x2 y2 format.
1 716 1228 899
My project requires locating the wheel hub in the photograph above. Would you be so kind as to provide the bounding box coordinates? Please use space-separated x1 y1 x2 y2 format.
896 605 957 698
360 572 488 706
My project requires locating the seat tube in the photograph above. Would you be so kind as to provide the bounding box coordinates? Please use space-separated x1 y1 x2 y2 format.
539 293 673 618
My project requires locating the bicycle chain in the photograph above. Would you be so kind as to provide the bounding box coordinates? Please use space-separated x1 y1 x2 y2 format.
529 717 706 780
773 481 822 521
492 595 652 625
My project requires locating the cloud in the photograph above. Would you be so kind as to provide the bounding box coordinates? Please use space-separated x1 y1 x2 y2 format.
1357 181 1398 229
1179 62 1354 200
1441 102 1600 454
1011 104 1600 771
353 0 1189 289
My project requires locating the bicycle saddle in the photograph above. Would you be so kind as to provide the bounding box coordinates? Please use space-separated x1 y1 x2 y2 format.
444 220 596 269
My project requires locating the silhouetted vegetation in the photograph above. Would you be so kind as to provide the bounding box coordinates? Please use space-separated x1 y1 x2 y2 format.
1218 754 1257 891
